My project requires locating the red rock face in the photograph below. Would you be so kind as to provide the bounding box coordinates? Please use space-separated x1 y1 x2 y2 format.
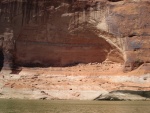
106 1 150 71
0 0 150 101
14 0 124 67
0 0 149 71
16 32 114 67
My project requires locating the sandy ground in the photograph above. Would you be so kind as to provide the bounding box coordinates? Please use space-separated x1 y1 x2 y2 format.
0 63 150 100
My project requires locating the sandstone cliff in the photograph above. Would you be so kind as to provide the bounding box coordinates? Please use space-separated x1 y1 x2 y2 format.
0 0 149 71
0 0 150 100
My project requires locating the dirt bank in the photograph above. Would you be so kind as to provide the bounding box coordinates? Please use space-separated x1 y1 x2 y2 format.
0 63 150 100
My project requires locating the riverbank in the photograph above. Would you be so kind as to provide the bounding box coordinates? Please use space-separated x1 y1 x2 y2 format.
0 63 150 100
0 99 150 113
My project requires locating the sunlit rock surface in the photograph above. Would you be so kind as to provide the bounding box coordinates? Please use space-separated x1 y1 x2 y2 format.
0 0 150 100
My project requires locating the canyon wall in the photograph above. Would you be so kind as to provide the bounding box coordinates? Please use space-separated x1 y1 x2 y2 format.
0 0 149 71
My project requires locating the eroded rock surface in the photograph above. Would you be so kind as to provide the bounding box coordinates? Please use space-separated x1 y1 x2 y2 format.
0 0 150 100
0 0 149 70
0 64 150 100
